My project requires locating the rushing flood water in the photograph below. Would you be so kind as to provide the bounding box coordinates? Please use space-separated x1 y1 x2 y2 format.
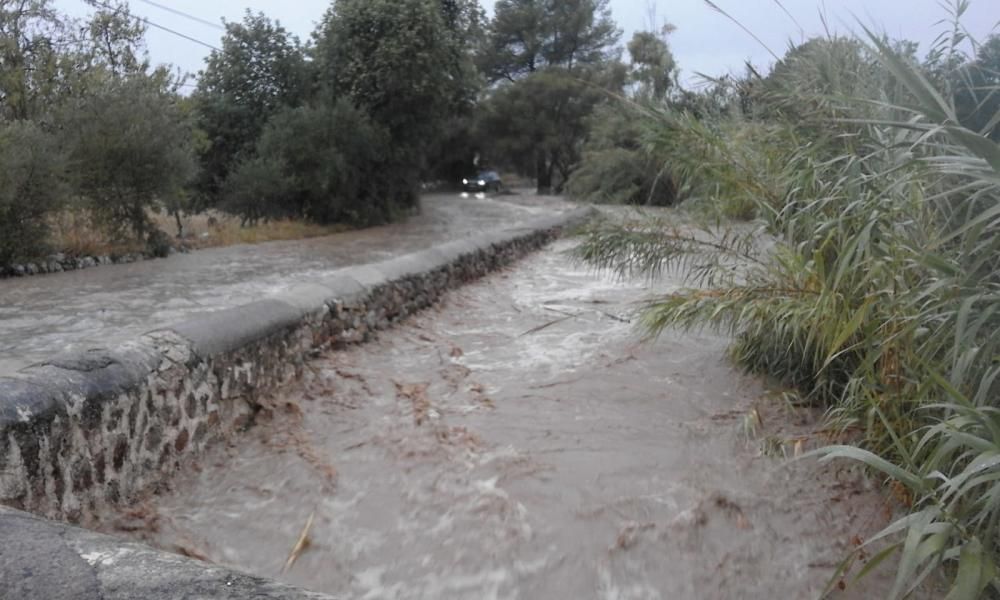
104 239 913 599
0 193 569 373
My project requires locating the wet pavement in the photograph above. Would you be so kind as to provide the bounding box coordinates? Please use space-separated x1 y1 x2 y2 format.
105 239 908 599
0 193 570 374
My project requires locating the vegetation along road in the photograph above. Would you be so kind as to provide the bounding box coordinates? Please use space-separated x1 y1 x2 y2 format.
1 0 999 597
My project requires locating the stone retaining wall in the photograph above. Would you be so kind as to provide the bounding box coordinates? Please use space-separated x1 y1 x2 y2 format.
0 208 591 599
1 249 161 279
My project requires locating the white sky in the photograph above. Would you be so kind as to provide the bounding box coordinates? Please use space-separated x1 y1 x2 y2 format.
54 0 1000 86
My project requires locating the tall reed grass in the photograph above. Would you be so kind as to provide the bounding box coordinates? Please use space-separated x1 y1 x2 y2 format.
576 4 1000 596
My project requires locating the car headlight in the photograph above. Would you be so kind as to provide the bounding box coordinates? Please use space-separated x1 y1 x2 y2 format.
478 180 486 186
462 178 468 185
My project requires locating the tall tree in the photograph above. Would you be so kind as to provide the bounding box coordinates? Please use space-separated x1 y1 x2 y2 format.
0 0 67 120
0 120 67 263
83 0 146 77
193 11 307 202
313 0 474 213
479 0 621 192
481 0 619 82
61 72 196 242
627 27 676 101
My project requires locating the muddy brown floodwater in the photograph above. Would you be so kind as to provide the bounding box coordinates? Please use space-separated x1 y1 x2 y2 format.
0 192 570 374
105 239 912 599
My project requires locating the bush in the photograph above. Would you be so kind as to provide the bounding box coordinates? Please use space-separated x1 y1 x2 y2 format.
60 73 196 242
221 100 397 227
0 121 67 264
567 105 677 206
144 227 173 258
220 155 292 226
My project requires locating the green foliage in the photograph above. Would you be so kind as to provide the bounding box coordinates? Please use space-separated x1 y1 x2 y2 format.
83 0 148 77
575 16 1000 597
478 0 622 192
627 29 676 100
220 155 289 227
0 120 67 263
224 100 393 226
315 0 460 151
194 11 307 201
480 64 624 192
313 0 474 210
480 0 620 82
566 104 676 205
0 0 69 120
566 27 680 206
61 73 196 241
954 35 1000 140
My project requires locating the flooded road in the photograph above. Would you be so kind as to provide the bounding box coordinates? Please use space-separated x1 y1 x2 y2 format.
107 239 901 599
0 193 569 373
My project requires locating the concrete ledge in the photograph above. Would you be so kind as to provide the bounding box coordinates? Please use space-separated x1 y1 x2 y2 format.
0 506 332 599
0 205 594 598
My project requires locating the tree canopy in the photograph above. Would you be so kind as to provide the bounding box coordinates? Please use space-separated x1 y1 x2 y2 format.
477 0 622 192
193 12 307 201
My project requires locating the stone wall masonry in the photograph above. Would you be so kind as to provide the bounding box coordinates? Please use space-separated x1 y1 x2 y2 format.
0 207 592 599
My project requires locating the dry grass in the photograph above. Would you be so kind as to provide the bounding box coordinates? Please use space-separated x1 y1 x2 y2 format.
47 210 144 258
44 209 352 258
152 211 351 250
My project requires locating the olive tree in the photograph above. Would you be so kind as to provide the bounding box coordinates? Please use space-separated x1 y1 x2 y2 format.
0 120 67 263
61 72 196 242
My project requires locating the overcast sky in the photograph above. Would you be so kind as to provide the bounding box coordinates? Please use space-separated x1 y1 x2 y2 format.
54 0 1000 86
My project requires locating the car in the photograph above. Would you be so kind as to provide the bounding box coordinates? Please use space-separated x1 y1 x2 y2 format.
462 171 503 193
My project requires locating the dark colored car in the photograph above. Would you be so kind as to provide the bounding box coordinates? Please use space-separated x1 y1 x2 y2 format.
462 171 503 193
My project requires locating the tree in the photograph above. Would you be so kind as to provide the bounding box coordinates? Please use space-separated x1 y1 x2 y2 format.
313 0 470 213
0 0 68 120
480 62 626 192
481 0 620 81
316 0 464 151
0 120 67 263
425 0 487 181
82 0 146 77
194 11 307 202
220 155 288 227
478 0 622 192
627 28 676 101
566 104 677 206
61 73 196 241
224 100 392 226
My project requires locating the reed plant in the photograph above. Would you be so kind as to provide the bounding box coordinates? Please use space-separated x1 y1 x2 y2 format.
575 4 1000 595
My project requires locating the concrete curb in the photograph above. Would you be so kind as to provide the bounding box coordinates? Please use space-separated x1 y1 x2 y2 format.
0 506 336 600
0 206 594 599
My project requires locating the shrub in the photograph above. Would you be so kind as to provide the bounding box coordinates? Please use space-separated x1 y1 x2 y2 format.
221 100 396 227
0 121 67 264
220 155 292 226
576 22 1000 597
60 73 196 242
566 105 677 206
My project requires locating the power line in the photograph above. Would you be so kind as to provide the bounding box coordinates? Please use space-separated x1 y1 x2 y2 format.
82 0 220 51
137 15 220 50
134 0 225 32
